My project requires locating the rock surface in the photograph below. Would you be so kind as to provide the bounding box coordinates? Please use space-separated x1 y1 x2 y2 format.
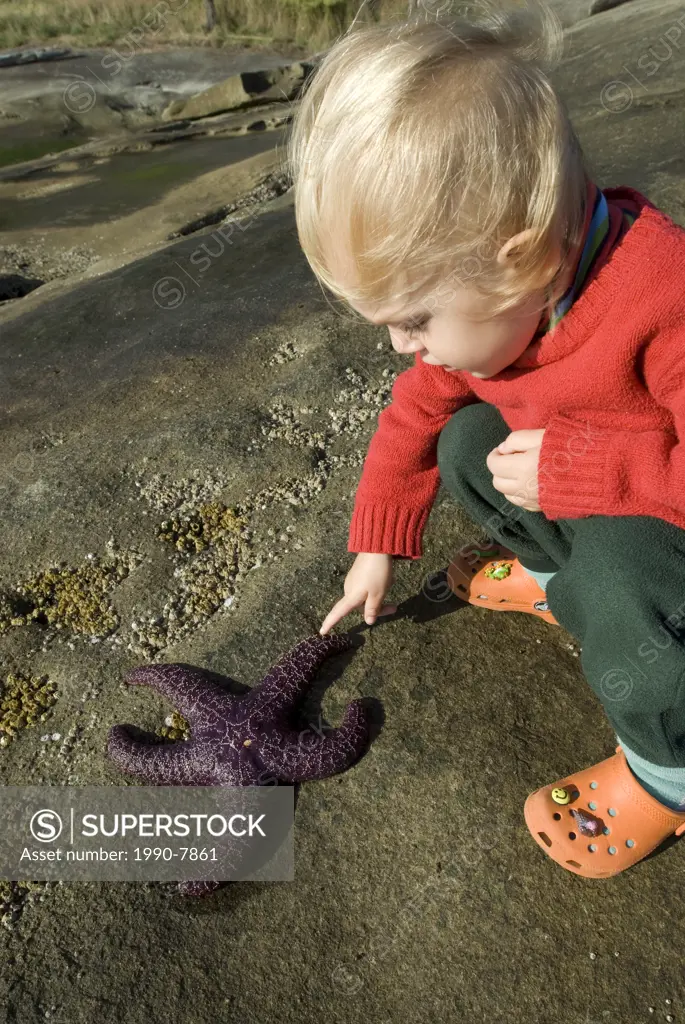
0 45 304 307
1 1 685 1021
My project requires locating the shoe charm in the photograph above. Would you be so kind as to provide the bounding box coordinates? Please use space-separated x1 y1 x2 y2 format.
570 807 604 837
484 560 512 580
551 787 571 805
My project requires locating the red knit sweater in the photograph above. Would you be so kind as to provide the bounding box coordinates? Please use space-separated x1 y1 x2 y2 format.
347 186 685 560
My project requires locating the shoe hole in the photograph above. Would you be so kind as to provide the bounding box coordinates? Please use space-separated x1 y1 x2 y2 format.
608 807 617 816
537 832 552 847
608 846 617 855
626 839 635 848
588 801 597 810
603 827 610 835
569 832 576 840
590 781 598 789
588 844 597 852
553 812 561 820
566 860 582 868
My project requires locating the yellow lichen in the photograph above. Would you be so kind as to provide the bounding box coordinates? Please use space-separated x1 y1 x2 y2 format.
0 670 58 747
157 501 248 554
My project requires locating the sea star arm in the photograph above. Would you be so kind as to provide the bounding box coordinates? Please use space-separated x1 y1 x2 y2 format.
248 634 353 720
123 663 237 729
107 725 205 784
258 698 371 782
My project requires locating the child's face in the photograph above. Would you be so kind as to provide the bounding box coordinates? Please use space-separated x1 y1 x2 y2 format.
350 280 550 380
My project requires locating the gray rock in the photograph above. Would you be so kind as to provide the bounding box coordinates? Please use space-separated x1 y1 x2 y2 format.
161 61 314 121
589 0 636 13
0 46 82 68
552 0 685 198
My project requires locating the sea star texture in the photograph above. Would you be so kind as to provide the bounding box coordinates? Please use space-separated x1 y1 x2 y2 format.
107 633 371 896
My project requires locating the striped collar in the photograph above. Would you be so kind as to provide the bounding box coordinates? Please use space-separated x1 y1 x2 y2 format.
547 184 610 330
533 180 639 338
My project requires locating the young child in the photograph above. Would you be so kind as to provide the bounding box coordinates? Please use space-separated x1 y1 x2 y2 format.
287 1 685 877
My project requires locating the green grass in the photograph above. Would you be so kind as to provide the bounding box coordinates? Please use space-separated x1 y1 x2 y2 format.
0 0 407 53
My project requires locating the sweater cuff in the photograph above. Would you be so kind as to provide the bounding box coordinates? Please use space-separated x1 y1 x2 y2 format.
538 415 615 519
347 503 431 559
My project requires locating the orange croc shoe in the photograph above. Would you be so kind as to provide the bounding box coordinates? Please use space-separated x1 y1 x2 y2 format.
524 744 685 878
446 542 560 626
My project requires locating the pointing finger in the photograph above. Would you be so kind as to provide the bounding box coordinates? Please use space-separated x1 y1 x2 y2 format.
319 593 362 635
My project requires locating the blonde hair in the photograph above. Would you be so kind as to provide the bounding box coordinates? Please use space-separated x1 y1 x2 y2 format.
286 0 591 325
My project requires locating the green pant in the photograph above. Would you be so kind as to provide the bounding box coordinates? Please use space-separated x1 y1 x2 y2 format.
436 401 685 769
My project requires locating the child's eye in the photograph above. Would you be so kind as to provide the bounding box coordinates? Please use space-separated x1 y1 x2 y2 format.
403 317 429 338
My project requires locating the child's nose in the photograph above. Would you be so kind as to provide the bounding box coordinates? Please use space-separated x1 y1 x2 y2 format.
388 328 424 355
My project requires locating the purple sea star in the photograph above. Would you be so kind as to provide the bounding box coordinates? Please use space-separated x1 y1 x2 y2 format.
107 633 371 896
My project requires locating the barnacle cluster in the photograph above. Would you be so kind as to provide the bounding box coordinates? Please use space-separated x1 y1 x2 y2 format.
157 501 248 554
267 340 303 366
327 366 395 438
126 472 259 657
156 710 191 742
256 400 327 450
129 523 254 658
136 468 228 517
247 366 396 455
0 669 58 747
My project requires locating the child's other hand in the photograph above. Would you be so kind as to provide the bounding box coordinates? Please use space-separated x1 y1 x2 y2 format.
485 428 545 512
319 552 397 634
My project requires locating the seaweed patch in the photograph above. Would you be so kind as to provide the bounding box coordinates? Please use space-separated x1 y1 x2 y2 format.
0 668 58 748
0 543 142 640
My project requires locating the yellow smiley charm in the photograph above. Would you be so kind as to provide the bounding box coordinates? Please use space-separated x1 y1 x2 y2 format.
551 787 571 804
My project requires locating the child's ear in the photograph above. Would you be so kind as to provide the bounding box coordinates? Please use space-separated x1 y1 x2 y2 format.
496 228 538 266
497 230 563 288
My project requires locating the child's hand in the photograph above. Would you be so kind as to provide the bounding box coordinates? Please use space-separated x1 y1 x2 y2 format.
485 428 545 512
320 552 397 634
